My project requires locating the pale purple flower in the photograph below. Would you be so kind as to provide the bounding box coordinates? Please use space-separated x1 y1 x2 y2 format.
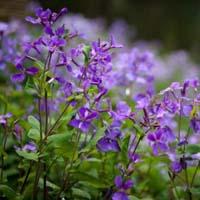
22 142 37 152
0 113 12 125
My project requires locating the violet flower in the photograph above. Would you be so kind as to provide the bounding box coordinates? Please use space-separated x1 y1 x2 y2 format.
190 118 200 134
111 101 132 121
22 142 37 152
11 65 39 83
112 176 133 200
171 161 183 173
69 107 98 132
0 113 12 125
97 121 121 152
147 127 172 155
26 7 67 27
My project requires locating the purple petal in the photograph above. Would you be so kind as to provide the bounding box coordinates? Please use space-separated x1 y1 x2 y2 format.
26 67 39 75
69 119 81 129
158 142 168 152
181 105 193 116
147 133 156 142
97 137 120 152
79 121 90 132
79 107 87 119
123 179 134 190
11 73 25 82
25 16 40 24
171 161 182 173
112 192 129 200
22 142 37 152
152 143 159 155
45 26 54 36
114 176 123 188
190 118 200 134
85 112 98 121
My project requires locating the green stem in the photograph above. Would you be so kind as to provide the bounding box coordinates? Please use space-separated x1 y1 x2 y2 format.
1 126 8 182
191 161 200 187
20 161 33 194
43 89 49 200
56 131 81 200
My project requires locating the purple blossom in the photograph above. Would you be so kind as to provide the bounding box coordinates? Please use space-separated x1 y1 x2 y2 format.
134 93 151 109
22 142 37 152
112 176 133 200
147 127 174 155
0 113 12 125
69 107 98 132
97 121 121 152
113 101 132 120
114 176 133 190
190 118 200 134
11 66 39 83
96 137 121 152
13 124 23 141
171 161 183 173
26 7 67 27
128 153 140 163
112 192 129 200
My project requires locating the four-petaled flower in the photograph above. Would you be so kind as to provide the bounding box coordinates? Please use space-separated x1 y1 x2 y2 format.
147 127 175 155
69 107 98 132
97 121 121 152
112 176 133 200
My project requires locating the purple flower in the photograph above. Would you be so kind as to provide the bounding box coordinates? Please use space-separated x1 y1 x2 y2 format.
113 101 132 120
69 107 98 132
171 161 182 173
112 192 129 200
22 142 37 152
190 118 200 134
181 104 193 116
26 7 67 27
112 176 133 200
11 66 39 83
13 124 23 141
114 176 133 190
147 128 170 155
0 113 12 125
134 93 151 109
97 121 121 152
96 137 120 152
41 35 66 53
128 153 140 163
105 121 122 139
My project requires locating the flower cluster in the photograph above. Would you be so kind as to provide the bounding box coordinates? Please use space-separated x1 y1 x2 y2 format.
0 5 200 200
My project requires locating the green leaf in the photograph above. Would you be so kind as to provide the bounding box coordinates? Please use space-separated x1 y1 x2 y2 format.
186 144 200 154
83 45 91 64
47 132 75 159
27 128 40 142
72 172 107 188
190 187 200 196
25 77 37 95
38 178 60 191
129 196 140 200
0 185 17 199
0 94 7 113
28 115 40 130
133 124 144 137
120 133 130 164
16 150 39 161
72 188 91 199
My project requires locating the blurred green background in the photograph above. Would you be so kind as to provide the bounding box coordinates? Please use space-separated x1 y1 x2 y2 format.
1 0 200 58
